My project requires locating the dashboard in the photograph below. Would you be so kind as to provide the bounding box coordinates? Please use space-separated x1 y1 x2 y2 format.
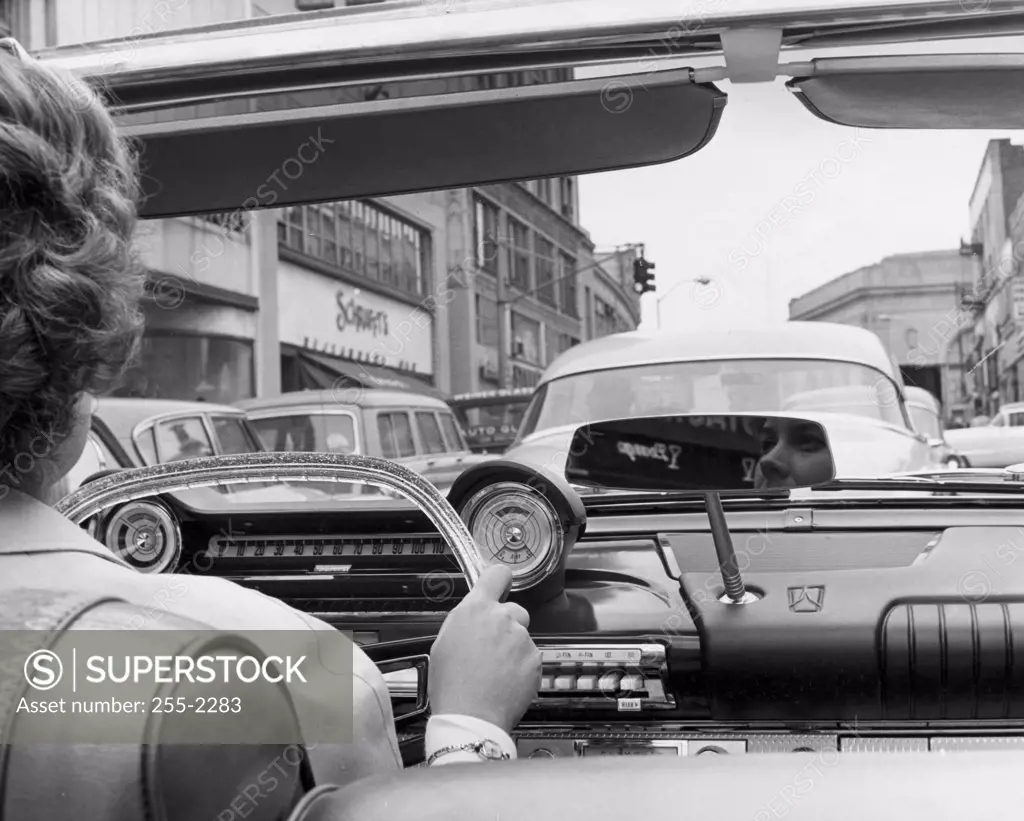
78 469 1024 765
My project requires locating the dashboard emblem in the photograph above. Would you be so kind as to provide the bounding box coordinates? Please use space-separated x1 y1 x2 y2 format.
787 586 825 613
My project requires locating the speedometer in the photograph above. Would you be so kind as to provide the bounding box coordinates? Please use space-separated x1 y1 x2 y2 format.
460 481 563 586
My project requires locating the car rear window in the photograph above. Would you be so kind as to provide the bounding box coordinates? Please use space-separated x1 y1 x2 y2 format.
250 415 317 451
416 412 446 455
249 412 358 453
212 415 259 455
378 412 416 459
154 417 214 462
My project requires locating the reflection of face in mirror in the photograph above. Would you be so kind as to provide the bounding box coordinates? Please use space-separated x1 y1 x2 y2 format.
754 418 833 489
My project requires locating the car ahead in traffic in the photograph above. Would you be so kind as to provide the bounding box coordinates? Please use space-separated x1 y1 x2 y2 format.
505 322 935 481
904 386 967 469
237 388 494 494
944 401 1024 468
66 397 264 490
449 387 535 454
63 397 326 503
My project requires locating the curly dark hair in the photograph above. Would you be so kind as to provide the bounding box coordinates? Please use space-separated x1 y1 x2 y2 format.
0 53 145 468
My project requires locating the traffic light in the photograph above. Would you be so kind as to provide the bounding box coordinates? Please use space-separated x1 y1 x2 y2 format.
632 257 656 295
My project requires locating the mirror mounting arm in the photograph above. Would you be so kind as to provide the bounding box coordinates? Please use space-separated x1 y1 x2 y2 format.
704 492 757 606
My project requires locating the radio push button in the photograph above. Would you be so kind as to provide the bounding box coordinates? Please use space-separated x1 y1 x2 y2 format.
619 674 645 692
554 675 576 690
598 672 623 691
575 675 598 690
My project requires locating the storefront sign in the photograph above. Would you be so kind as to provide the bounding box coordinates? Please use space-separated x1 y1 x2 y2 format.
279 261 433 375
336 290 389 337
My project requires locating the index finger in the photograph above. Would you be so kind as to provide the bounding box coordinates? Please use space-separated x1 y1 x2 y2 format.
470 565 513 602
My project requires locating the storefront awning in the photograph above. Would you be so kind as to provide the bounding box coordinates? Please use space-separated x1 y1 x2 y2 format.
293 348 449 402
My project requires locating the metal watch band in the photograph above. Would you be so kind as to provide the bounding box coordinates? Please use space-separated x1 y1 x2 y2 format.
426 739 511 765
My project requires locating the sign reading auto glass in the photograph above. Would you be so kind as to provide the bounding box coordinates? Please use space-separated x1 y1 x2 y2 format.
0 630 354 744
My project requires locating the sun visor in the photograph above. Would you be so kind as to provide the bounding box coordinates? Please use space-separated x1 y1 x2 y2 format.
787 55 1024 129
121 69 725 219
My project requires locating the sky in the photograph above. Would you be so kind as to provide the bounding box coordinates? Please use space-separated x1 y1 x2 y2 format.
575 35 1024 332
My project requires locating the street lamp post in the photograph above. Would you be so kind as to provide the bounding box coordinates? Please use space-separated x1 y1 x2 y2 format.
655 277 711 329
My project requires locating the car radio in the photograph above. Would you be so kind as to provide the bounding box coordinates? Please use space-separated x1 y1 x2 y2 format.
531 644 673 712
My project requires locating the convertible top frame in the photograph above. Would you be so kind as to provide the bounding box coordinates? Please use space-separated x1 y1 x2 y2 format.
33 0 1024 112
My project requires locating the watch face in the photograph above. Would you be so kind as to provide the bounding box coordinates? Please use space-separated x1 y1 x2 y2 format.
479 740 504 760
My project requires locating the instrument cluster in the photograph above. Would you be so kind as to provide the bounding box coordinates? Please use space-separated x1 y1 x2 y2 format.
84 462 587 598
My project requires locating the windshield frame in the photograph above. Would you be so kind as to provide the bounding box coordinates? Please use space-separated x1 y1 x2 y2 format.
907 403 942 440
515 358 912 444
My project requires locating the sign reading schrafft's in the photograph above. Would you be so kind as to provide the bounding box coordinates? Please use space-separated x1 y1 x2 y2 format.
278 260 434 375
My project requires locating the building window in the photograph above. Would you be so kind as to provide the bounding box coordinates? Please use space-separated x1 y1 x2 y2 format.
558 253 578 318
280 207 304 248
511 312 542 365
512 364 542 389
476 294 499 347
594 296 623 339
202 211 248 235
115 334 255 404
278 199 427 297
559 177 575 221
508 218 531 292
544 328 580 366
556 332 580 357
535 237 556 308
474 196 501 275
537 178 554 205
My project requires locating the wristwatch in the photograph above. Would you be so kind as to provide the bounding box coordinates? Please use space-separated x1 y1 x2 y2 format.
426 738 511 765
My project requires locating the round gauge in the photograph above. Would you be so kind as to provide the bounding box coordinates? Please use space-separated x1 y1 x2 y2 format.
460 481 562 587
103 501 182 573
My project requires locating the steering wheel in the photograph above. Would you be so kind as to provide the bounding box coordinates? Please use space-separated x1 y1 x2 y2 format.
56 452 489 585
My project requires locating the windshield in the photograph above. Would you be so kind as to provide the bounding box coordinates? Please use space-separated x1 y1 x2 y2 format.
908 405 942 440
24 6 1024 515
518 359 908 441
249 413 359 455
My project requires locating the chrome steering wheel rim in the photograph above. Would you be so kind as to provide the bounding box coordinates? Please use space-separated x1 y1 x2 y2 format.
56 452 487 587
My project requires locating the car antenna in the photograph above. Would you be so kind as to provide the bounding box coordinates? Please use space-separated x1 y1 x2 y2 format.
704 491 758 605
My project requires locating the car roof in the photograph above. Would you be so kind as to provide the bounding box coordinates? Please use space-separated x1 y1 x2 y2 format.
236 389 452 412
904 386 940 410
96 396 243 430
537 323 901 387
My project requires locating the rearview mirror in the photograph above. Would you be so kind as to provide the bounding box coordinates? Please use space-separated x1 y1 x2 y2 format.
564 413 836 492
